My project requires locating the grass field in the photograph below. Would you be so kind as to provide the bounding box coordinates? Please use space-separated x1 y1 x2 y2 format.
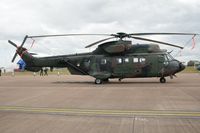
1 66 199 76
2 68 70 76
182 66 199 73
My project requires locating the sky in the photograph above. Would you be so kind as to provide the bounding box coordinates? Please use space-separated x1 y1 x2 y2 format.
0 0 200 69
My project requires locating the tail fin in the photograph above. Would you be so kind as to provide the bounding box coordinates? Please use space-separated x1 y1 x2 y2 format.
16 50 42 72
8 39 41 72
8 39 36 64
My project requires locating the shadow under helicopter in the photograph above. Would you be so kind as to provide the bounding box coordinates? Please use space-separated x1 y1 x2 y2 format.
52 80 176 85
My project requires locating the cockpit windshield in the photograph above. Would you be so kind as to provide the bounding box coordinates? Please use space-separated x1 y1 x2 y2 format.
165 53 174 61
168 53 174 61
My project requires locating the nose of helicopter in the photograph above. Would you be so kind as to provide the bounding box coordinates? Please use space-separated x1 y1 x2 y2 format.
176 62 185 72
179 63 185 71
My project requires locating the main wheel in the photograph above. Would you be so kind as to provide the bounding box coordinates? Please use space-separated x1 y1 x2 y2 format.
160 77 166 83
95 79 102 84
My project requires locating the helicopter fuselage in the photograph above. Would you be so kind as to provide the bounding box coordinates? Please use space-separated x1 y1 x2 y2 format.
9 32 196 84
17 42 185 84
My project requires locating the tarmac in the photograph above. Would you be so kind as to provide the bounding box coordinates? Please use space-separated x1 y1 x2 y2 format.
0 73 200 133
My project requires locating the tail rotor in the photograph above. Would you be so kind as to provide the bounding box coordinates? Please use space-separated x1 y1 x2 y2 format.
8 35 28 62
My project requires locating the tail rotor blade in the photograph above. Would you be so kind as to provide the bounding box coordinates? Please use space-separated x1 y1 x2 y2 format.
9 35 28 63
11 53 18 63
20 35 28 48
8 40 18 48
8 40 18 62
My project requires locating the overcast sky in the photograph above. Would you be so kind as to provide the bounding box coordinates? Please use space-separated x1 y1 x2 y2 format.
0 0 200 69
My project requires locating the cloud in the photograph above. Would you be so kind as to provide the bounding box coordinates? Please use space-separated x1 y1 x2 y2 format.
0 0 200 68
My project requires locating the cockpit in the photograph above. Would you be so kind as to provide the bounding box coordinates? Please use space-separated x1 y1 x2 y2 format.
163 53 185 74
164 53 175 61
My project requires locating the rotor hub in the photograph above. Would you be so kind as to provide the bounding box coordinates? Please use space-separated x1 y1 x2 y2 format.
111 32 130 39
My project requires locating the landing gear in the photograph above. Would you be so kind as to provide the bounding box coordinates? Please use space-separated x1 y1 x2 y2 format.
118 78 123 82
95 78 109 84
160 77 166 83
95 79 102 84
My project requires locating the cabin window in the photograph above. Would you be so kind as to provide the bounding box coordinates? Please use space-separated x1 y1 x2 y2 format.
133 58 139 63
139 58 146 63
101 59 107 64
116 58 122 64
124 58 129 63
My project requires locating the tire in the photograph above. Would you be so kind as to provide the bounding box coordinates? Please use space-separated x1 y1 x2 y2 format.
160 77 166 83
95 79 102 84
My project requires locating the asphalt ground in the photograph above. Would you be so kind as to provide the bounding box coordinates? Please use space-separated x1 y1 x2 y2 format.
0 73 200 133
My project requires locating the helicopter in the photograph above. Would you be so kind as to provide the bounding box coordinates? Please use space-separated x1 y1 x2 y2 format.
8 32 197 84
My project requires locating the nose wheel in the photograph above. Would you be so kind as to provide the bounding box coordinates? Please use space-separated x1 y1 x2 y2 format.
95 79 102 84
160 77 166 83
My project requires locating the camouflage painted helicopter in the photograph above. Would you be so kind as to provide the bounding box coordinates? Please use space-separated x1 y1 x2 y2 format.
8 32 197 84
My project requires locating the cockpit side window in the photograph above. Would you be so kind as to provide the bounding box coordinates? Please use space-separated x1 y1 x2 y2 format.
164 55 169 61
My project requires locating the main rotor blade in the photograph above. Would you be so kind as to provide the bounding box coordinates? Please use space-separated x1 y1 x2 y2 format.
130 36 184 49
85 37 115 48
8 40 18 48
28 34 111 38
27 33 199 38
11 53 18 63
129 33 198 36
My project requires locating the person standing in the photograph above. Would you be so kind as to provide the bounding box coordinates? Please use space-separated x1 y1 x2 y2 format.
40 68 44 76
44 68 48 76
0 69 2 76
